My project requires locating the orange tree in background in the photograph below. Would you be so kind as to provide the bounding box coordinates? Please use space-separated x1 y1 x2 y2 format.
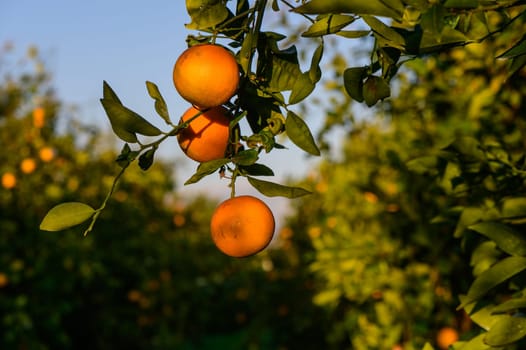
0 47 328 349
35 0 526 348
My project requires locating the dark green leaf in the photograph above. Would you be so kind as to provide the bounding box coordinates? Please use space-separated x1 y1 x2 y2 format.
294 0 402 20
40 202 96 232
458 256 526 309
146 81 171 125
343 67 367 102
420 4 446 35
469 222 526 256
484 316 526 346
363 75 391 106
507 54 526 78
286 111 320 156
232 148 259 166
491 298 526 314
239 31 256 74
454 206 484 238
184 158 230 185
138 147 156 171
301 14 355 37
102 80 122 104
100 98 162 143
239 163 274 176
501 197 526 219
116 143 139 167
185 0 230 30
247 177 312 198
406 156 439 175
443 0 478 9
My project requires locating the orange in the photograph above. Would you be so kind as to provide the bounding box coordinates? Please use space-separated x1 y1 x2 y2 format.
39 147 55 162
177 105 231 162
210 195 275 258
436 327 459 350
33 107 45 128
1 172 16 189
20 158 37 174
173 44 239 109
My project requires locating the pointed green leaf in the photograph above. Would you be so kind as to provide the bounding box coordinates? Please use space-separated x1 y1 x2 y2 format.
458 256 526 309
343 67 367 102
40 202 96 232
454 206 484 238
454 333 492 350
146 81 171 125
239 163 274 176
337 30 370 38
484 316 526 346
420 4 446 35
502 197 526 219
469 222 526 256
301 14 355 38
491 298 526 314
185 0 230 30
363 75 391 106
286 111 320 156
421 343 435 350
247 177 312 198
184 158 230 185
460 295 506 330
103 80 122 104
100 98 162 142
309 44 324 83
294 0 402 20
231 148 259 166
362 15 405 50
239 31 256 75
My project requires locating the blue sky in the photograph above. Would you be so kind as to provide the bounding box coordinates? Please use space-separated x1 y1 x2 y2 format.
0 1 323 222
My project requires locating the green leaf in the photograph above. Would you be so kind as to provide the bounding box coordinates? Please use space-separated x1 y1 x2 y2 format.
458 256 526 309
185 0 230 30
453 333 492 350
247 177 312 198
491 298 526 314
231 148 259 166
443 0 478 9
301 14 355 37
454 206 484 237
145 81 171 125
286 111 320 156
469 222 526 256
294 0 402 20
239 163 274 176
100 98 162 143
184 158 230 185
116 143 139 167
501 197 526 219
484 316 526 346
362 15 405 50
420 4 446 35
507 54 526 78
343 67 367 102
102 80 122 104
138 147 156 171
239 31 256 75
460 295 505 330
289 73 316 105
363 75 391 106
421 343 435 350
336 30 370 38
309 44 324 84
40 202 96 232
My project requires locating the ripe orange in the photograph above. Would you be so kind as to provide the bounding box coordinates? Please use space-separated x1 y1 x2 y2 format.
33 107 45 128
1 172 16 189
39 147 55 162
436 327 459 350
177 105 231 162
20 158 37 174
173 44 239 109
210 195 275 258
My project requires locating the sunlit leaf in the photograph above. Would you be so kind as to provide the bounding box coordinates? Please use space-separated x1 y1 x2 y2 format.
146 81 171 125
469 221 526 256
362 15 405 50
294 0 402 20
289 73 315 104
184 158 230 185
458 256 526 309
247 177 311 198
453 333 492 350
301 14 355 37
484 316 526 346
239 31 256 74
454 206 484 237
286 111 320 156
501 197 526 219
491 298 526 314
309 43 324 84
40 202 96 232
336 30 370 38
343 67 367 102
185 0 230 30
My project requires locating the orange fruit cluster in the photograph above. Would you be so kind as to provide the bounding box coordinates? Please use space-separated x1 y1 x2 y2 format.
172 43 274 258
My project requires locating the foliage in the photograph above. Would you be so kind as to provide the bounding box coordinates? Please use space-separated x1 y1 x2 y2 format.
0 47 328 349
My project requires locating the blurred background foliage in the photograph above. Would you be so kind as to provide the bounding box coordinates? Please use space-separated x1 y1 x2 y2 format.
1 7 526 349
